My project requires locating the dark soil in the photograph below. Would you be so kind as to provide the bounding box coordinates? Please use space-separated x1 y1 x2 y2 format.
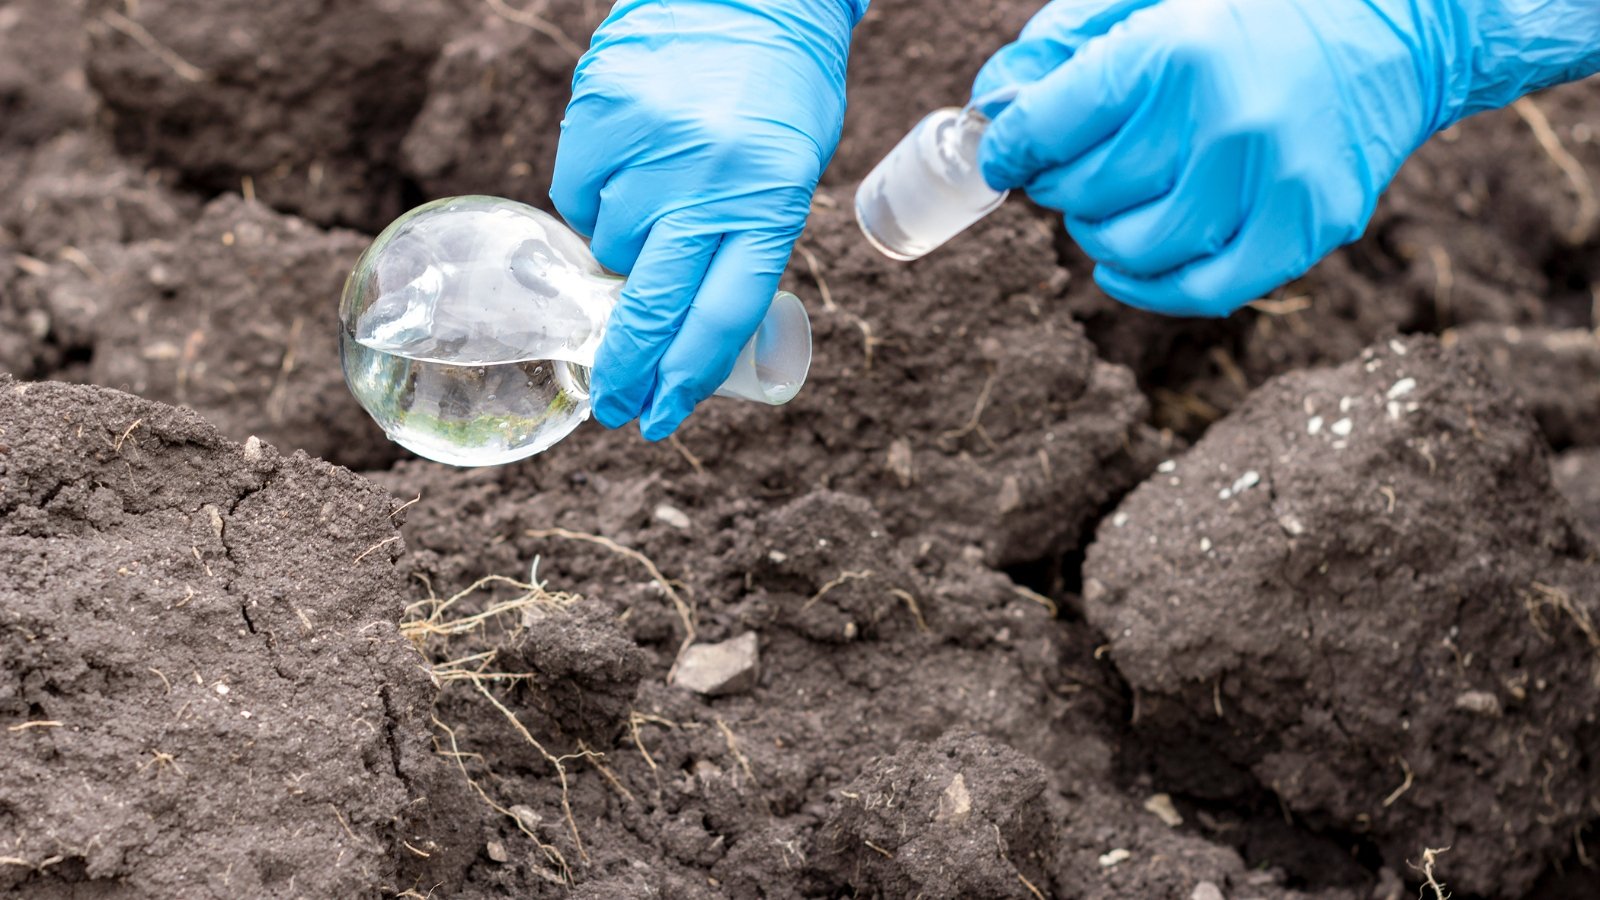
2 1 1599 898
0 378 472 897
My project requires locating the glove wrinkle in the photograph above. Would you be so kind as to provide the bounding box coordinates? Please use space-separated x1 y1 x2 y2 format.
552 0 854 435
973 0 1597 316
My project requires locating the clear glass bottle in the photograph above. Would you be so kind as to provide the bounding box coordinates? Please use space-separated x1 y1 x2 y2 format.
855 90 1017 261
339 196 811 467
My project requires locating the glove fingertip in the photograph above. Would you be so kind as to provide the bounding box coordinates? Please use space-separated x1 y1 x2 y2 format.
978 125 1024 192
638 392 691 442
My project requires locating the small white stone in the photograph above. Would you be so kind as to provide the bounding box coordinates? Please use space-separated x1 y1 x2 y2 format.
1157 460 1177 473
1229 471 1260 495
1331 418 1353 437
1190 882 1226 900
1112 512 1129 528
1199 537 1212 553
1389 338 1408 356
242 435 264 460
1340 396 1354 412
1098 848 1131 868
674 632 761 696
653 504 691 530
1386 377 1417 399
768 550 788 564
1307 416 1324 436
1144 793 1183 827
214 683 230 696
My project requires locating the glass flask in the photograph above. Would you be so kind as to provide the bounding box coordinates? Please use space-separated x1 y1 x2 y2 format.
855 90 1017 261
339 196 811 467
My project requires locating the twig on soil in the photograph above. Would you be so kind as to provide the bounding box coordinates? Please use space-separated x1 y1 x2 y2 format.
799 569 873 613
889 588 929 632
1248 295 1312 316
467 677 590 864
1523 581 1600 648
6 720 62 732
1382 755 1414 807
939 370 999 451
12 253 50 277
353 535 402 564
328 803 378 851
578 740 635 804
795 243 836 312
667 435 706 477
1378 485 1397 514
483 0 585 60
148 667 171 694
863 839 895 859
524 528 696 671
1208 347 1249 394
1424 245 1455 324
100 10 209 82
266 316 305 424
138 749 183 776
389 492 423 519
401 574 575 650
1409 846 1451 900
991 823 1047 899
1513 97 1599 246
113 419 143 453
1010 584 1057 618
431 716 571 884
628 712 661 775
715 718 756 782
58 246 103 282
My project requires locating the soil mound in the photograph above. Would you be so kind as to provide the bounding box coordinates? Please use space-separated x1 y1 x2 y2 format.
1084 335 1600 896
83 0 456 231
0 379 472 897
49 195 400 470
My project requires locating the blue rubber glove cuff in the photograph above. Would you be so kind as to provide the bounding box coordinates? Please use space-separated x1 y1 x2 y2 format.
1440 0 1600 126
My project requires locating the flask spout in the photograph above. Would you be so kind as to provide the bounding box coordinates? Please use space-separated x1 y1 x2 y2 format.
712 291 811 405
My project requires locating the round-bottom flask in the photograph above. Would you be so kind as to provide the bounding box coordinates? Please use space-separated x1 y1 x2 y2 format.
339 196 811 467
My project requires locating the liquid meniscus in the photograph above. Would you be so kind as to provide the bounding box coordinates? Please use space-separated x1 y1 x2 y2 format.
341 330 591 467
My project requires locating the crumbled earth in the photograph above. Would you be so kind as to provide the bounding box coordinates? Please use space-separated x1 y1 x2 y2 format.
83 0 459 231
1554 448 1600 540
0 378 474 897
1083 336 1600 897
1447 324 1600 449
0 0 94 152
399 1 601 208
62 195 400 469
2 0 1600 897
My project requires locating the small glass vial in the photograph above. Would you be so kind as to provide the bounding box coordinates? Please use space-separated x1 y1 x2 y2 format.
855 105 1008 261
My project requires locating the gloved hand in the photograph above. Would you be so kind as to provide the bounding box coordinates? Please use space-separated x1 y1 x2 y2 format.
551 0 866 439
973 0 1600 316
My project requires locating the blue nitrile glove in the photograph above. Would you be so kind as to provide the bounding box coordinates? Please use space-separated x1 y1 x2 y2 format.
973 0 1600 317
551 0 867 439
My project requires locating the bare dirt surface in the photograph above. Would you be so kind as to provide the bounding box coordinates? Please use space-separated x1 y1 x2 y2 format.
2 2 1599 899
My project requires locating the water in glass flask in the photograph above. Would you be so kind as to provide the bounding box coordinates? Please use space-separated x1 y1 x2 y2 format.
340 195 812 467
